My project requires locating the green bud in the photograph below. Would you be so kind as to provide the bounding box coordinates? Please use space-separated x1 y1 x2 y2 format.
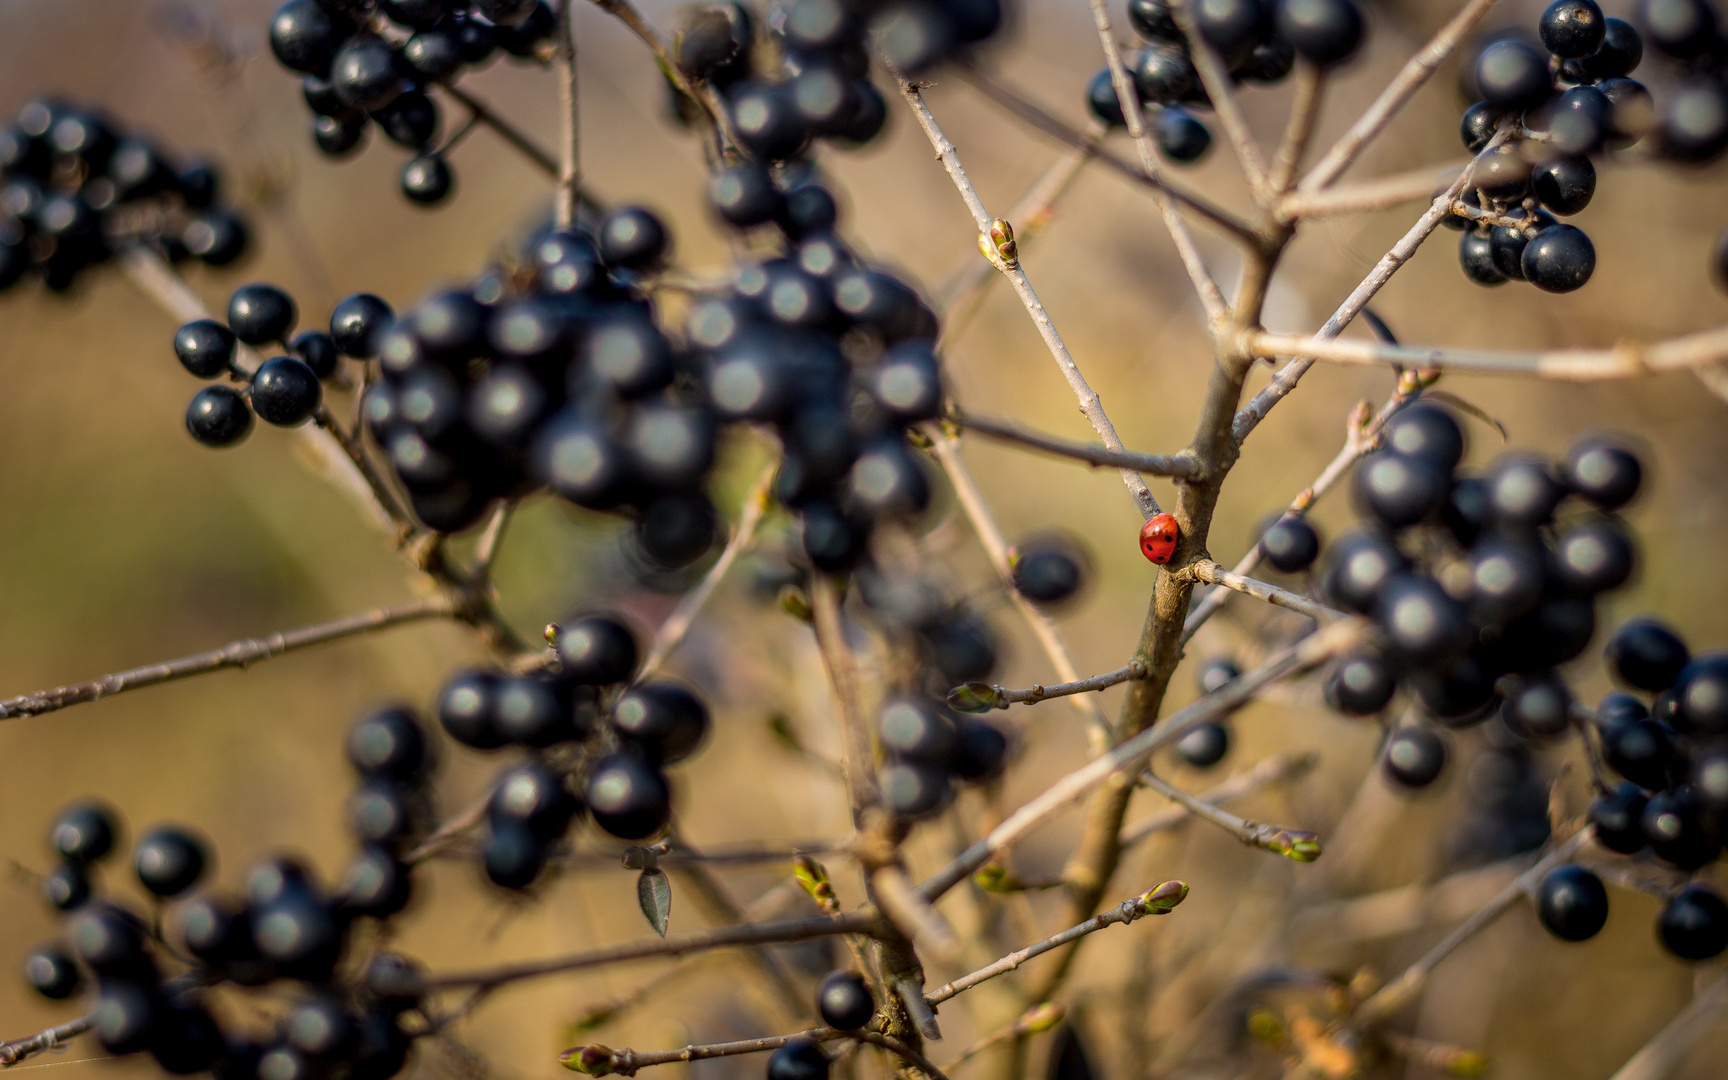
1261 828 1322 863
1443 1051 1488 1078
946 682 1002 714
1017 1002 1065 1034
558 1045 617 1075
778 585 812 622
974 864 1024 893
1136 880 1189 915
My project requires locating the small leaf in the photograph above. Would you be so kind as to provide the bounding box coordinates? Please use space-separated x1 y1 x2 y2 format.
1421 390 1508 442
637 868 671 937
794 854 838 913
946 682 1002 713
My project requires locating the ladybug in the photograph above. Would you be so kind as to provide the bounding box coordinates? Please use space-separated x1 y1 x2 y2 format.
1140 513 1179 564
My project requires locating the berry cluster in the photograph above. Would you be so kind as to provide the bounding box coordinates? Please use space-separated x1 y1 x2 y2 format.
1086 0 1367 164
1310 404 1638 775
876 696 1008 818
173 283 359 448
268 0 560 205
0 99 247 293
23 798 426 1078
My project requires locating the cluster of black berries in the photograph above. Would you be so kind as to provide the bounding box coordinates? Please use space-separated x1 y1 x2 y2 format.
875 695 1008 819
1085 0 1366 164
1309 404 1640 784
1542 616 1728 958
435 611 715 888
1445 1 1654 293
23 800 426 1079
757 970 875 1080
1172 657 1241 769
0 99 247 293
172 283 360 448
268 0 559 205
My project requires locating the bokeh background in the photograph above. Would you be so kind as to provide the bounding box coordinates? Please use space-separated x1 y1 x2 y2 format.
2 0 1728 1077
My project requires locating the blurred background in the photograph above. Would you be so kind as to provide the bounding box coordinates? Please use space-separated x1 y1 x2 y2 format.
2 0 1728 1077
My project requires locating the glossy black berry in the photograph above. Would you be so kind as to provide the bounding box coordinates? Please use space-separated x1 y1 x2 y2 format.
437 668 506 750
1128 0 1180 40
52 801 117 863
1564 441 1641 509
332 38 403 112
314 113 368 157
1325 649 1396 715
186 211 250 268
228 284 297 345
1598 691 1650 726
70 906 150 977
867 341 942 421
270 0 347 76
1602 716 1676 790
1133 45 1195 104
251 890 343 982
1530 156 1595 218
952 717 1009 781
133 827 208 898
1521 224 1594 293
1484 454 1564 528
1643 0 1718 58
1384 402 1464 470
1608 618 1689 691
404 29 465 80
490 761 580 841
767 1038 830 1080
1659 885 1728 961
817 971 874 1030
1460 229 1507 286
1536 864 1609 941
612 682 710 765
709 163 783 228
1501 674 1573 740
1553 517 1634 595
1460 101 1501 153
1155 107 1211 163
1197 657 1241 694
350 780 416 849
1275 0 1364 67
291 331 340 380
1538 0 1605 59
1382 726 1446 788
348 706 428 781
1258 516 1320 573
1377 575 1470 665
557 613 640 685
782 185 840 240
1322 529 1407 613
1589 782 1649 854
320 294 390 360
174 320 236 379
1409 653 1499 725
482 818 546 890
1195 0 1272 62
1475 40 1552 112
401 153 454 205
1467 537 1546 625
880 760 951 820
1643 787 1719 869
1355 449 1446 529
94 982 161 1055
1086 68 1131 128
847 438 930 519
586 751 673 839
375 90 440 150
491 675 576 748
43 862 90 912
587 314 676 397
251 356 322 426
1674 653 1728 736
1011 537 1087 605
340 846 412 917
23 944 81 1000
1175 721 1230 768
635 493 719 567
599 206 670 270
879 698 959 766
1565 17 1643 82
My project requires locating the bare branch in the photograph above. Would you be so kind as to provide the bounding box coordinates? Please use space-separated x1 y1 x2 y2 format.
0 1013 95 1066
554 0 580 228
955 661 1144 712
873 865 963 965
925 883 1188 1005
562 1027 947 1080
1606 973 1728 1080
918 619 1365 902
927 431 1115 751
1267 64 1326 194
1119 752 1320 849
893 76 1160 518
639 458 777 679
1299 0 1500 191
0 596 454 721
1190 559 1343 624
1277 161 1464 221
406 787 494 866
809 575 880 820
1247 325 1728 381
1170 0 1267 193
1140 772 1321 861
950 409 1199 477
427 910 878 991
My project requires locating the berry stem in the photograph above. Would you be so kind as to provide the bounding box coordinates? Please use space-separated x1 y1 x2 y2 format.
1119 752 1320 851
1190 558 1344 624
946 409 1198 477
554 0 580 229
1278 160 1470 221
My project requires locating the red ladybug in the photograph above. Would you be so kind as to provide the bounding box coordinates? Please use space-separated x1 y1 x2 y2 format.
1140 513 1179 564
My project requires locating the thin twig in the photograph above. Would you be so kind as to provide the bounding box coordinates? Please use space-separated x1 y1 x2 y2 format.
925 884 1186 1005
917 619 1364 902
809 575 879 820
589 0 740 156
1119 752 1320 849
1605 974 1728 1080
1267 64 1326 194
554 0 580 228
471 502 513 578
893 76 1159 519
874 865 962 965
949 410 1198 477
561 1027 947 1080
427 910 878 990
1298 0 1501 192
0 596 455 720
1140 772 1321 861
406 787 495 865
437 83 553 175
941 1004 1065 1072
1277 162 1464 221
927 432 1114 751
960 661 1145 711
1246 325 1728 381
639 458 777 679
0 1014 95 1066
1189 559 1342 624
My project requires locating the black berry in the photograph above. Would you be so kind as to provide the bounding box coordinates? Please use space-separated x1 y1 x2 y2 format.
23 944 81 1000
767 1038 830 1080
251 356 323 426
1175 721 1230 768
437 668 506 750
133 827 208 897
1659 885 1728 960
1382 726 1447 788
1535 864 1609 941
611 682 711 765
174 320 237 379
1563 440 1641 509
585 750 672 839
1258 516 1320 573
557 613 640 685
1607 617 1689 691
228 283 297 345
52 801 118 863
817 970 874 1030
